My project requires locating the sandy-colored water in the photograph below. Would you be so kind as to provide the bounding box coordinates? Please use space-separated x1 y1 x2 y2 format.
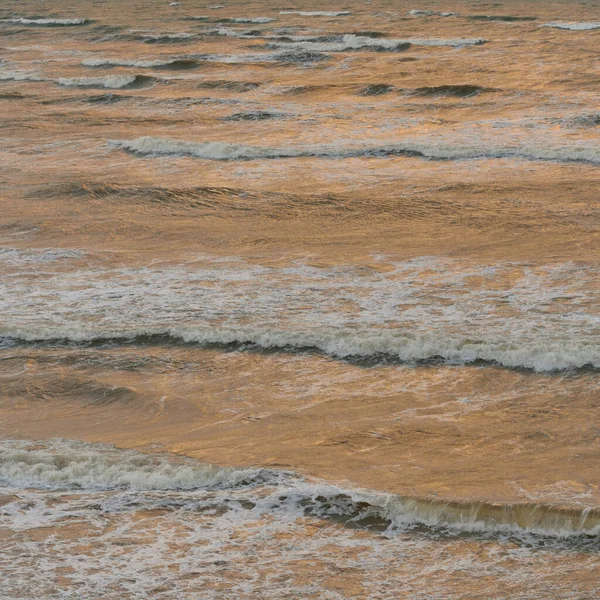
1 0 600 597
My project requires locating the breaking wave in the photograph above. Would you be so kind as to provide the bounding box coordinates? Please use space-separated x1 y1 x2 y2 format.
0 439 273 491
82 57 200 69
108 135 600 165
543 21 600 30
408 9 457 17
221 110 285 121
2 438 599 537
138 32 196 43
407 84 490 97
197 80 260 92
359 84 395 95
468 14 537 22
280 11 351 17
220 17 277 23
4 326 600 372
0 70 45 82
0 17 89 26
267 34 486 52
57 75 155 89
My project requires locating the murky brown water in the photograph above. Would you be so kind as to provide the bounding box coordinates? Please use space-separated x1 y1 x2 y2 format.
1 0 600 597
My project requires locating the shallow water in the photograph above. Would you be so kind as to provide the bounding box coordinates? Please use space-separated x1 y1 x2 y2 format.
1 0 600 597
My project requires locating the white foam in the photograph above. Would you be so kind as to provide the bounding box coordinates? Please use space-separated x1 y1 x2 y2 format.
280 10 351 17
57 75 141 89
1 17 88 26
543 21 600 30
408 9 457 17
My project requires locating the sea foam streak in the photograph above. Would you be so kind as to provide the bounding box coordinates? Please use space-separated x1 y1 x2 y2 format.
109 136 600 164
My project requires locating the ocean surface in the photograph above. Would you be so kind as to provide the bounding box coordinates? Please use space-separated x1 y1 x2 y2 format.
1 0 600 597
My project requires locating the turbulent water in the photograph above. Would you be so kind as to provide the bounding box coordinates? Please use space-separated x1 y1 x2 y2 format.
1 0 600 598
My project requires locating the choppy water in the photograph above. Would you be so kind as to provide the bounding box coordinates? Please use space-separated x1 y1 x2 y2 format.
1 0 600 597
